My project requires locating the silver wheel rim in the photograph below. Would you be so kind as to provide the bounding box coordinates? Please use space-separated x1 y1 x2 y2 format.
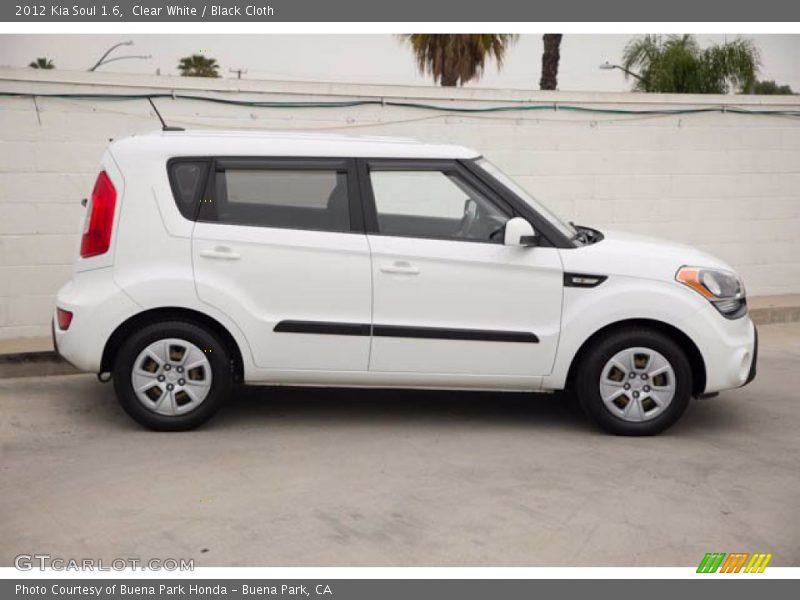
599 347 676 423
131 338 212 416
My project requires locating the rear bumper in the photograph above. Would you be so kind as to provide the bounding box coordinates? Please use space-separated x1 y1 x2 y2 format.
51 317 79 371
53 269 140 373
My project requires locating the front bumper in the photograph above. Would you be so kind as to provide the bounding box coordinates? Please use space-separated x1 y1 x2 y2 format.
744 325 758 386
679 303 756 394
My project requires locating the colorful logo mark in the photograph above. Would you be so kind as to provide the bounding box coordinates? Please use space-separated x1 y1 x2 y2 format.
697 552 773 573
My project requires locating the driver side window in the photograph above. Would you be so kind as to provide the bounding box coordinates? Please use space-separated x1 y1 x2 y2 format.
369 169 510 243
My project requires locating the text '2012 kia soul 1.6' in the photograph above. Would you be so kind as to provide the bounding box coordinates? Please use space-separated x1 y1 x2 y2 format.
53 131 756 435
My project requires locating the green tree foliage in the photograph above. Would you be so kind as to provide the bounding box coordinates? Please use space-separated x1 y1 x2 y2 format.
28 57 54 69
177 54 220 78
744 79 795 95
400 34 517 87
622 35 759 93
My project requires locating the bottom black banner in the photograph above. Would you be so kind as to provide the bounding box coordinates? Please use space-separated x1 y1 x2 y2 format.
4 579 796 600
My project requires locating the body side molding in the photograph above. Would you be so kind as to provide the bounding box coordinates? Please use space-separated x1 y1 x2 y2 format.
274 321 539 343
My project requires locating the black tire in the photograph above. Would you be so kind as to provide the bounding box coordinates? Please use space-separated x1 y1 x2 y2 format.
112 320 231 431
574 327 692 436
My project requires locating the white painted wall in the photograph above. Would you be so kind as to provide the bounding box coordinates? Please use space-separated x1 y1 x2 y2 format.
1 68 799 341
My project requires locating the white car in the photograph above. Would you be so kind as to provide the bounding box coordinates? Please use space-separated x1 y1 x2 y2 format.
54 131 756 435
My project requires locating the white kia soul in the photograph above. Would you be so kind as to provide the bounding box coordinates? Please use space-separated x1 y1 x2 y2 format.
54 131 757 435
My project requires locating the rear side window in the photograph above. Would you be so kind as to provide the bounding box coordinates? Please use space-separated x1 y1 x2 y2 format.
168 160 209 219
204 167 351 233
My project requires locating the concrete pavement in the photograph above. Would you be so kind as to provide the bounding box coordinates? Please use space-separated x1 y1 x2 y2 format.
1 323 798 567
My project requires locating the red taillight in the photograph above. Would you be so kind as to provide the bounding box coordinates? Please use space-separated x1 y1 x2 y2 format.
56 308 73 330
80 170 117 258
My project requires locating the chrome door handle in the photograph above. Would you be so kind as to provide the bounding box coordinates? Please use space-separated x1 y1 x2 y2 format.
199 246 241 260
380 261 419 275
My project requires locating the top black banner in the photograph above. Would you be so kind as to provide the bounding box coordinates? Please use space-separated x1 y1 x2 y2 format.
3 0 800 22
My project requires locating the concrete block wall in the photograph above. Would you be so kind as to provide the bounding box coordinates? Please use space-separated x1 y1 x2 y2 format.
1 68 799 341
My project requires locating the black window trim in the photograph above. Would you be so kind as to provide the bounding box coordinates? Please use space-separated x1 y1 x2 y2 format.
168 156 365 234
356 158 521 246
166 155 576 248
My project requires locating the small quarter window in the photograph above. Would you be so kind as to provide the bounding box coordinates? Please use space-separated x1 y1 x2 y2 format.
168 160 209 220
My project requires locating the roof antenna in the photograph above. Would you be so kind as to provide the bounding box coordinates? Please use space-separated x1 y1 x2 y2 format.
148 97 184 132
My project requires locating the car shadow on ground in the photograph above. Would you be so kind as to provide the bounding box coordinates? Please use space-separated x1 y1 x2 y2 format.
206 385 595 433
71 375 748 436
212 386 748 436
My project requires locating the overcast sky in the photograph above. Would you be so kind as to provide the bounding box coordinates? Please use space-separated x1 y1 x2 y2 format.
1 34 798 92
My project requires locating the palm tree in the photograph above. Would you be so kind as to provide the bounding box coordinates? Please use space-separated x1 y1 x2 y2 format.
177 54 220 78
621 35 759 94
29 57 54 69
400 34 517 87
539 34 563 90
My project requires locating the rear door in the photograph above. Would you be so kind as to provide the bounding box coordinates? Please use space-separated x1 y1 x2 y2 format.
188 157 372 372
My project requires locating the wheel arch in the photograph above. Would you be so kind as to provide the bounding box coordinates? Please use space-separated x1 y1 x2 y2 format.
566 318 707 396
100 307 245 382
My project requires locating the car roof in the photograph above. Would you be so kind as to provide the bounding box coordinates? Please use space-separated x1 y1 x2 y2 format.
109 130 482 160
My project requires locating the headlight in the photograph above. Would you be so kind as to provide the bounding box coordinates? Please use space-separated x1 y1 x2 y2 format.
676 266 747 319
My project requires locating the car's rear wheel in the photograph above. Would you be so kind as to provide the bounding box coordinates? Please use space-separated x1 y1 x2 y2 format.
575 327 692 435
112 321 231 430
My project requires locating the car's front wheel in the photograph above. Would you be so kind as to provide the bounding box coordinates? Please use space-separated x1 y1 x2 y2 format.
112 321 231 430
575 327 693 435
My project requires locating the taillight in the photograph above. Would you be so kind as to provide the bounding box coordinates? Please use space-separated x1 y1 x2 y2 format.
56 308 73 330
80 171 117 258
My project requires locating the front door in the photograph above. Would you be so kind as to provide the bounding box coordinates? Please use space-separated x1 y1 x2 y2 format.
361 160 563 377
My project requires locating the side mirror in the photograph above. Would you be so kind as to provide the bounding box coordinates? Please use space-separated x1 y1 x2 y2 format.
504 217 538 247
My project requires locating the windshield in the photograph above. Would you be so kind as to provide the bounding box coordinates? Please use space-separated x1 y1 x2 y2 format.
476 158 577 240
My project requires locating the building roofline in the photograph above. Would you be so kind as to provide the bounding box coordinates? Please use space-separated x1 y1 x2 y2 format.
1 67 799 108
